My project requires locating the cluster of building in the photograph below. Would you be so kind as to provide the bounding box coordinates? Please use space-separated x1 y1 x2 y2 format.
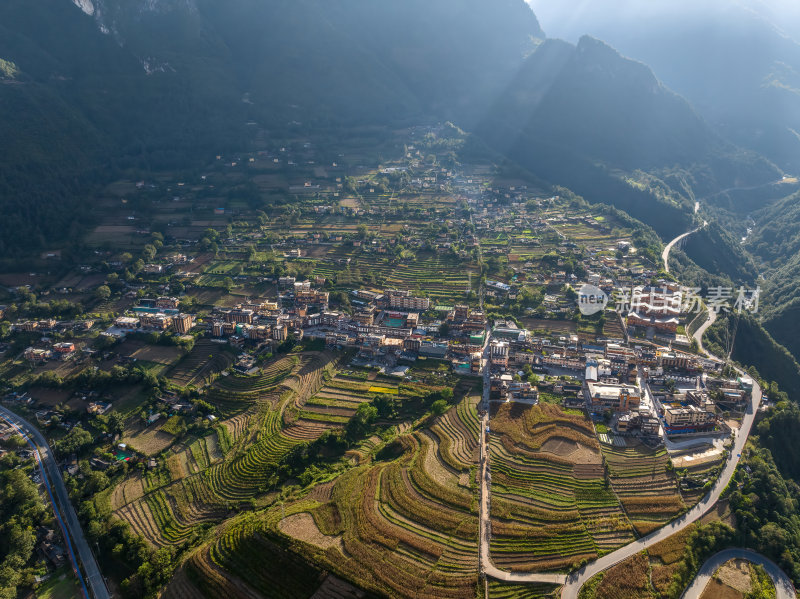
109 297 194 337
624 284 683 335
23 342 78 364
11 319 94 334
209 299 300 344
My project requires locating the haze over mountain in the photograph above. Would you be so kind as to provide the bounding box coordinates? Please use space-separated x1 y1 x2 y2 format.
529 0 800 173
1 0 780 257
5 4 800 595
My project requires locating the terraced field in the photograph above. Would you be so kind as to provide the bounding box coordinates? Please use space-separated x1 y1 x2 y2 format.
488 403 635 572
487 581 561 598
179 516 330 599
112 351 347 547
601 442 685 535
181 394 483 598
313 254 474 303
294 374 381 433
168 340 234 387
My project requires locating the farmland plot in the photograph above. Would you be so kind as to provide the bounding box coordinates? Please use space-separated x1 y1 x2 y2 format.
488 403 635 572
601 442 685 535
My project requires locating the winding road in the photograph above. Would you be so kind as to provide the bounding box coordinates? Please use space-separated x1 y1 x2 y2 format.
661 222 706 274
661 220 716 356
559 369 760 598
475 222 786 598
0 405 110 599
477 337 566 586
682 548 796 599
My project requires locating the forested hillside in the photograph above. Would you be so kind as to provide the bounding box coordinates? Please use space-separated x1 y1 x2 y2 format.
0 0 779 254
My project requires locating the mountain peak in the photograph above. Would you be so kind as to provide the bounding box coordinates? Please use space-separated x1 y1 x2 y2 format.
72 0 95 15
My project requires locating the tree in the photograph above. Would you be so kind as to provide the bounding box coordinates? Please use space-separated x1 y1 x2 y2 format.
108 412 125 436
347 403 378 441
373 394 396 418
55 425 93 455
142 244 157 261
0 435 26 450
431 399 448 416
95 285 111 300
357 223 368 239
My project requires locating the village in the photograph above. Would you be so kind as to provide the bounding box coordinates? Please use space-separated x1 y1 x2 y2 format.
0 123 762 599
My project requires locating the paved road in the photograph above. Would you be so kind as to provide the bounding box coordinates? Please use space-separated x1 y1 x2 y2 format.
682 548 796 599
661 224 717 357
691 308 717 357
477 331 569 586
559 372 762 598
662 224 705 273
0 406 111 599
477 224 771 594
558 227 763 597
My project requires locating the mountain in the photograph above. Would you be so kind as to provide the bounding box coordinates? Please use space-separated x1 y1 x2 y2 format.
528 0 800 174
477 35 779 239
0 0 546 256
0 0 780 253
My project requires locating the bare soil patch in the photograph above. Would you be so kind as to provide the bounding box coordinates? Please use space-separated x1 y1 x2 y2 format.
130 344 184 365
122 422 175 456
699 578 744 599
714 559 753 594
279 513 343 551
0 273 39 286
94 225 137 235
540 436 578 457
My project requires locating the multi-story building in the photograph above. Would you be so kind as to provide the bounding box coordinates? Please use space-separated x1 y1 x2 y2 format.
658 350 692 370
225 309 254 325
212 321 235 337
627 312 679 334
403 337 422 352
38 319 57 331
386 290 431 312
664 405 716 433
156 296 180 310
52 342 76 360
24 347 52 363
295 289 329 310
140 314 172 331
272 324 287 341
113 317 140 333
584 381 641 413
353 308 376 326
242 325 271 341
508 381 538 401
489 340 510 369
172 314 194 334
454 304 469 321
303 313 321 328
321 312 343 327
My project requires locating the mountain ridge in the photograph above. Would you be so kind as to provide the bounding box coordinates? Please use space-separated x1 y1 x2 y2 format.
0 0 779 252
